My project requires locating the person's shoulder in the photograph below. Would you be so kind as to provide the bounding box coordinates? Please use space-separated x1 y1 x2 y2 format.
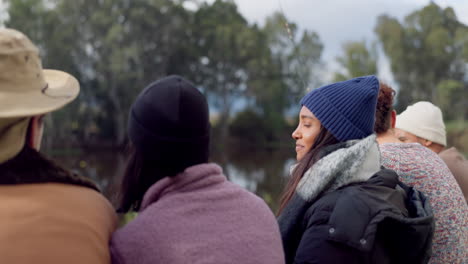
54 183 118 225
303 187 346 225
322 183 382 215
305 170 401 224
36 184 118 229
380 143 418 161
301 184 384 252
380 142 432 154
51 183 114 207
381 142 446 166
225 180 272 208
440 147 466 161
211 179 278 224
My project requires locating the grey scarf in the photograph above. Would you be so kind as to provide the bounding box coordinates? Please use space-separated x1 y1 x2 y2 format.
297 134 380 202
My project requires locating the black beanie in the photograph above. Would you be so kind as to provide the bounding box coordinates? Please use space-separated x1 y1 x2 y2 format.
128 75 210 173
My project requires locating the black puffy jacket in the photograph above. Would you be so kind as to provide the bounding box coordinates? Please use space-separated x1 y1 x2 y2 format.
282 169 434 264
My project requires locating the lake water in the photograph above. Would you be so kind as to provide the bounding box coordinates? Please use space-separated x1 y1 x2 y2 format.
47 147 296 212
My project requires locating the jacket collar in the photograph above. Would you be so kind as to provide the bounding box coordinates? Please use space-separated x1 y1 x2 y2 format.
0 147 99 191
296 134 381 202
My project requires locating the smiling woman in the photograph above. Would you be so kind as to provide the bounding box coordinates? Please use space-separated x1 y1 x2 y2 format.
280 115 338 214
277 76 434 264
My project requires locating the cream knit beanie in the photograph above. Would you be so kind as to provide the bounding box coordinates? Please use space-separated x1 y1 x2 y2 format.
396 101 447 146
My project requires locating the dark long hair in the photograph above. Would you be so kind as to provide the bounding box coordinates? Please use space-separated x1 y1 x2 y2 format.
277 126 339 215
117 144 175 213
116 141 209 213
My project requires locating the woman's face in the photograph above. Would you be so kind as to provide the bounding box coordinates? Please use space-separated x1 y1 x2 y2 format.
292 106 321 161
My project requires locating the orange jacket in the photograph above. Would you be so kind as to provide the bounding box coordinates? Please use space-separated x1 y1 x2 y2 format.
0 183 117 264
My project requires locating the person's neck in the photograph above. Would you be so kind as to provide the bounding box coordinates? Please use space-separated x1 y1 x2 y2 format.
428 143 445 154
376 130 401 145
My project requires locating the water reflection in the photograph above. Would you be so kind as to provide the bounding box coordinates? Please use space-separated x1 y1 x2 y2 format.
47 147 295 212
213 147 295 212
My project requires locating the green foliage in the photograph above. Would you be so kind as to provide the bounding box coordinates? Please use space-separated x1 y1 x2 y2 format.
333 41 377 81
229 109 269 147
262 12 323 99
375 3 468 116
437 80 467 120
119 211 138 227
245 12 322 146
446 120 468 154
188 0 259 143
5 0 323 148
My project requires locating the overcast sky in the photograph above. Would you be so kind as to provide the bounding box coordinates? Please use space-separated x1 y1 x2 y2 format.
233 0 468 83
1 0 467 83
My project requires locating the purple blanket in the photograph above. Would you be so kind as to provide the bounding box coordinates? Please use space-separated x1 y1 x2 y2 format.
111 163 285 264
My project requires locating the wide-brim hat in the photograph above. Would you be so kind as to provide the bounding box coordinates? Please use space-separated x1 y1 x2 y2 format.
0 28 79 163
0 28 79 118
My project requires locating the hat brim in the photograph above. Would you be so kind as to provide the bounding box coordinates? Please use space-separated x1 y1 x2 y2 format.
0 69 80 118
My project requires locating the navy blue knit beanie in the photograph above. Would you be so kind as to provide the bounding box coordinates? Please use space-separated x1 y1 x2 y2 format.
128 75 210 171
300 75 379 141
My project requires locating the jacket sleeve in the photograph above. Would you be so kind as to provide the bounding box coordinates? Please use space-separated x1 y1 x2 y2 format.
293 214 363 264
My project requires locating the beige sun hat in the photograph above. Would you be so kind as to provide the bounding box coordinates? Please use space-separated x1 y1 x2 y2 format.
0 28 80 163
0 28 79 118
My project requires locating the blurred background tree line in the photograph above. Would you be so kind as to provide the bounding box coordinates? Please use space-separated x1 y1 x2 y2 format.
2 0 467 153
